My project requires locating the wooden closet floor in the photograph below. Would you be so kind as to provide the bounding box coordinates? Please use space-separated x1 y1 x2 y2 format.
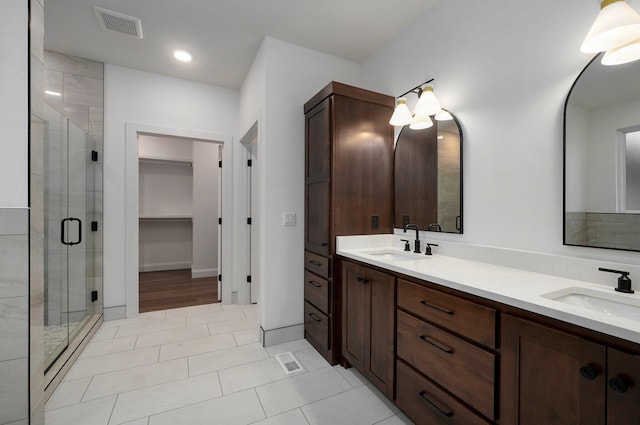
139 269 219 313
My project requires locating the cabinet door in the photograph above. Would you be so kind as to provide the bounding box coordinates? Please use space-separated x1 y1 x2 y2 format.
367 266 395 398
342 261 395 399
501 315 606 425
332 95 393 237
342 262 367 371
305 98 331 255
607 348 640 424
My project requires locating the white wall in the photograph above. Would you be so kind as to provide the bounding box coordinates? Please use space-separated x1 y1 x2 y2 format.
0 1 28 208
192 141 219 278
586 97 640 211
565 103 589 212
240 37 360 332
104 65 238 316
359 0 640 266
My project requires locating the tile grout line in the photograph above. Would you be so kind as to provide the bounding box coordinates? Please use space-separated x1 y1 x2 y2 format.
105 393 119 425
250 387 268 423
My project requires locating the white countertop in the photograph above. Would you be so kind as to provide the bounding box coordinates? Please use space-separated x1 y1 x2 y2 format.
337 235 640 345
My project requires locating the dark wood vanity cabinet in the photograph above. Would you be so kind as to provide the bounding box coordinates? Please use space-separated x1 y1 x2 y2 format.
303 82 394 364
342 261 395 399
607 348 640 424
502 314 640 425
396 279 497 424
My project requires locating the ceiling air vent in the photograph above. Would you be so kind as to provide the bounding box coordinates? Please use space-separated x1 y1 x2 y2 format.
94 6 143 39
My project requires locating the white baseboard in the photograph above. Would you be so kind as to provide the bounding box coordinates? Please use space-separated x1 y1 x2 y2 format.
191 267 218 279
103 306 126 321
139 261 191 272
260 324 304 347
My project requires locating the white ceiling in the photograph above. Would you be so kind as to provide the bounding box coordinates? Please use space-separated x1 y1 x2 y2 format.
44 0 439 89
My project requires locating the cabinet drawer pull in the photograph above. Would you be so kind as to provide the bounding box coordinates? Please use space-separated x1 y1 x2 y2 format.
357 276 370 284
419 335 454 354
308 280 323 288
418 390 454 417
419 300 454 315
308 313 323 322
609 377 629 393
308 260 323 267
579 366 598 380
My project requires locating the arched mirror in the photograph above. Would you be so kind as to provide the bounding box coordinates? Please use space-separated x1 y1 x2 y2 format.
564 53 640 251
394 113 463 233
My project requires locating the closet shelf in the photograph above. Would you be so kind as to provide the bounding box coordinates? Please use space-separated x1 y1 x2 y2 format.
139 214 193 222
139 155 192 166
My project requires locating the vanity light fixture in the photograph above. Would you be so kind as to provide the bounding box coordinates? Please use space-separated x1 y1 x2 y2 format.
389 79 450 129
389 98 412 126
581 0 640 65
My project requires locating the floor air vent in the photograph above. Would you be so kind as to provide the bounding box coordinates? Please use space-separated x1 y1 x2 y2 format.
275 352 304 375
94 6 143 39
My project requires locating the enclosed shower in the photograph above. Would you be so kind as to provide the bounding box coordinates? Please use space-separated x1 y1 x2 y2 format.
43 103 103 372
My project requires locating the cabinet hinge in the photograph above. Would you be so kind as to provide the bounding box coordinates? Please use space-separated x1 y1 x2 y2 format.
91 290 98 302
247 275 252 283
218 274 222 282
218 217 222 225
218 160 222 168
248 159 252 167
247 217 252 225
91 221 98 232
91 150 99 162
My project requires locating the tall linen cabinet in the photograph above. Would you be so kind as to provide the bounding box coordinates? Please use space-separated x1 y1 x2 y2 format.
303 82 394 364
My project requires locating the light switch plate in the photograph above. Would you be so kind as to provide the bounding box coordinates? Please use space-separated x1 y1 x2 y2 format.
282 212 296 226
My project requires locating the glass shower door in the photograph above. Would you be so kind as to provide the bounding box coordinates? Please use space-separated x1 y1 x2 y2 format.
44 104 102 370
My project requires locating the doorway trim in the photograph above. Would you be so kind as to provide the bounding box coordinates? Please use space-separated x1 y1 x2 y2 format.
125 123 233 318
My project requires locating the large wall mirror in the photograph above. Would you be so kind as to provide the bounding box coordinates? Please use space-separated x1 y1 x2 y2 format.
564 54 640 251
394 113 463 233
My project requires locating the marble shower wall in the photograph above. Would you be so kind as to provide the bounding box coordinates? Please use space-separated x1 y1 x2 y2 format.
0 211 30 425
28 0 46 423
565 212 640 251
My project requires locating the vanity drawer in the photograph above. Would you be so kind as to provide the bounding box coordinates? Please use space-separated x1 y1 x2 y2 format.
397 310 496 420
304 270 330 314
397 279 496 348
396 360 492 425
304 301 331 350
305 250 330 278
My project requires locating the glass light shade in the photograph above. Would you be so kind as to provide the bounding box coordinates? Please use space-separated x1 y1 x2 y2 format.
409 113 433 130
389 98 412 126
414 86 442 116
581 0 640 53
435 110 453 121
602 37 640 64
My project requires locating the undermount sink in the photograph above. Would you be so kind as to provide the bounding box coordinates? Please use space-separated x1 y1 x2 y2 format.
364 249 428 262
541 287 640 321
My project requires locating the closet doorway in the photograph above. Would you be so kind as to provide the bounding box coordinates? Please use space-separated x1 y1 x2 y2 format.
137 134 222 312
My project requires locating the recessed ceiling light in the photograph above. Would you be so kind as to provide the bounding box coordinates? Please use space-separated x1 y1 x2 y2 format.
45 90 62 97
173 50 192 62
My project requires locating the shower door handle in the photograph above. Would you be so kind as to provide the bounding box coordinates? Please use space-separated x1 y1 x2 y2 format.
61 218 82 246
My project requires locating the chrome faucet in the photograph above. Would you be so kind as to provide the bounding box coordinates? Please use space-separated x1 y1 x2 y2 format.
403 223 421 253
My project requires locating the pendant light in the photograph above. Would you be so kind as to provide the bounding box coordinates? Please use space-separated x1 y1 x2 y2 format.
581 0 640 53
389 98 412 126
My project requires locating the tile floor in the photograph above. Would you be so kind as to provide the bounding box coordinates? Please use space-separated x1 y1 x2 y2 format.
45 303 414 425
